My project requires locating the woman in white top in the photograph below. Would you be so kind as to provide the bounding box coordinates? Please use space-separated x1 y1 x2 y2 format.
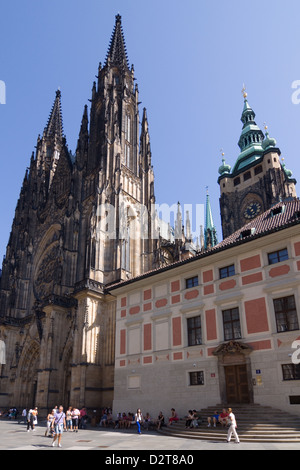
45 410 55 437
72 408 80 432
226 408 240 443
135 408 143 434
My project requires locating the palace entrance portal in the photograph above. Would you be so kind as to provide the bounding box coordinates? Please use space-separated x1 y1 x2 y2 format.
214 341 253 404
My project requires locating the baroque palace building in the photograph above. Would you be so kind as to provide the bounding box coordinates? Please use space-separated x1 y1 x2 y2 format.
1 14 299 416
109 93 300 416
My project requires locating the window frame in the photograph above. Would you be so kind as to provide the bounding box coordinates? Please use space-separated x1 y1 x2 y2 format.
219 264 235 279
282 363 300 381
267 248 289 265
189 370 205 386
273 295 299 333
185 276 199 289
187 316 202 347
222 307 242 341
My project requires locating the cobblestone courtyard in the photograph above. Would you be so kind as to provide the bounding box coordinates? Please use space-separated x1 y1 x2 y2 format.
0 419 299 451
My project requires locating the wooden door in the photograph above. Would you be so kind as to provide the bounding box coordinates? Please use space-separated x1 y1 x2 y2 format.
225 365 250 404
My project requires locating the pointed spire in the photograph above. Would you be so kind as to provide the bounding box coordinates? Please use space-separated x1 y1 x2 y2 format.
185 210 191 240
204 188 218 249
140 107 152 169
238 88 264 153
231 88 266 174
79 105 89 138
44 89 63 141
75 105 89 168
105 14 129 69
200 225 205 250
175 202 183 240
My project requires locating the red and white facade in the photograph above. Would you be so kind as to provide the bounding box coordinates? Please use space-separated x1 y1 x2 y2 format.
109 201 300 417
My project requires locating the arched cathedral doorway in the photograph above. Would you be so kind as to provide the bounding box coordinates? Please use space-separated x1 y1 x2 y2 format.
17 341 40 409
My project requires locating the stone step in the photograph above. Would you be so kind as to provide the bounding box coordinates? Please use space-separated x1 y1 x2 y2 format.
158 404 300 443
169 423 300 433
158 429 300 443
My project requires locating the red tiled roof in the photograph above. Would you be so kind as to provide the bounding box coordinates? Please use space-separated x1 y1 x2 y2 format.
107 198 300 292
214 198 300 250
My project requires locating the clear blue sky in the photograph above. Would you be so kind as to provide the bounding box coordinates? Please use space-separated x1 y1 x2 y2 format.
1 0 300 258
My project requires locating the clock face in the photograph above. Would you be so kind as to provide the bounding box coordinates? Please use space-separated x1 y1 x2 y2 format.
243 201 262 219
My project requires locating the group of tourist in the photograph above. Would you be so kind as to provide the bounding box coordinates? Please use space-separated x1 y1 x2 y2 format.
2 403 240 445
100 408 166 432
184 409 202 428
45 405 88 447
15 405 88 447
108 406 239 443
177 406 240 443
206 407 240 443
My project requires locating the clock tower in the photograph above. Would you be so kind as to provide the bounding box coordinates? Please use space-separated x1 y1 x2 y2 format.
218 90 297 239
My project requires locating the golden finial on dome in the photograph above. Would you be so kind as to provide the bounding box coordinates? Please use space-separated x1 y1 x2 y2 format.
242 84 247 99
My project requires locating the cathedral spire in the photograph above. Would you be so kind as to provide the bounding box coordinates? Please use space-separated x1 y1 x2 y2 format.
105 14 129 69
140 108 152 170
75 105 89 169
44 89 63 141
204 189 218 249
35 89 65 191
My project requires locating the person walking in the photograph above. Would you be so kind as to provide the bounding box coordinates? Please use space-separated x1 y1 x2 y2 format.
226 408 240 444
72 407 80 432
135 408 143 434
19 408 27 424
32 407 38 430
45 409 55 437
51 406 66 448
66 407 73 432
26 409 34 432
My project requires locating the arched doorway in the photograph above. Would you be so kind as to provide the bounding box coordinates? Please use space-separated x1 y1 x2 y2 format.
18 341 40 409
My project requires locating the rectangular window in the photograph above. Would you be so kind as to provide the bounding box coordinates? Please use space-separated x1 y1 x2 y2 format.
254 165 263 175
273 295 299 333
268 248 288 265
187 316 202 346
219 264 235 279
189 371 204 386
125 143 130 167
282 364 300 381
185 276 198 289
125 114 131 143
243 171 251 181
289 396 300 405
222 307 242 341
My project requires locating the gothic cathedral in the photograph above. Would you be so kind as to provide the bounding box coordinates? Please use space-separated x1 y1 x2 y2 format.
0 15 160 412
